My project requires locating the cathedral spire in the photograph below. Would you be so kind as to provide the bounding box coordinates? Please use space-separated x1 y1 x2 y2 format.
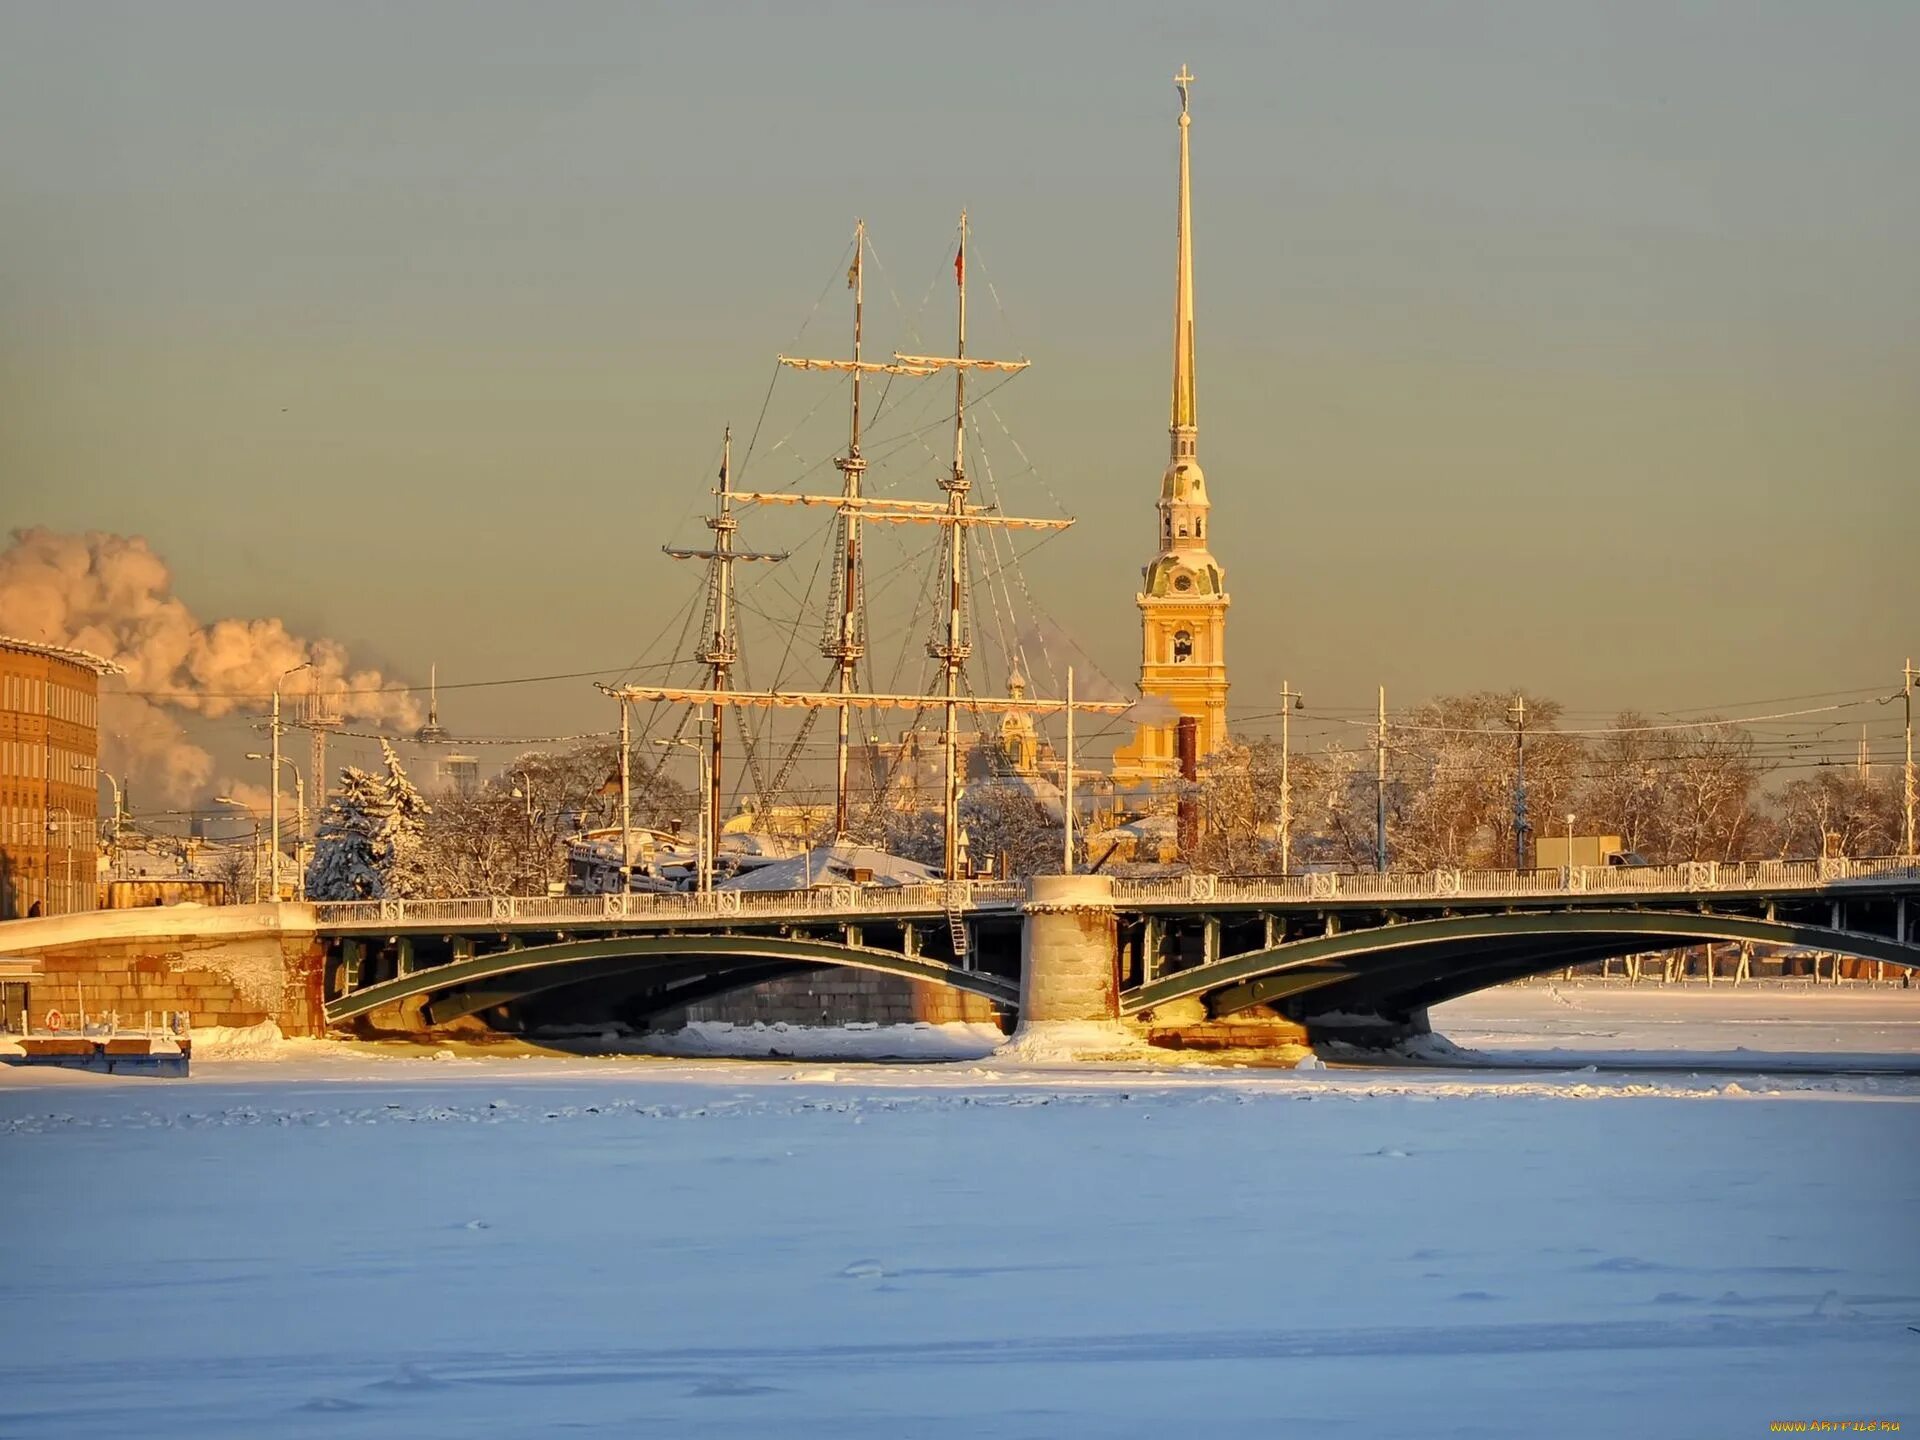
1111 64 1229 789
1170 64 1197 452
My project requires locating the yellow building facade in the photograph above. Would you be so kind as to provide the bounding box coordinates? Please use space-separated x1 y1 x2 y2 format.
1112 69 1231 786
0 635 117 917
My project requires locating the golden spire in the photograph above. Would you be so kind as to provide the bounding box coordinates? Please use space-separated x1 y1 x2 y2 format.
1170 64 1197 447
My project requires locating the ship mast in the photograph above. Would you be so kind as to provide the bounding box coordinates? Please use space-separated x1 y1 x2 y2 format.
614 220 1135 883
896 214 1045 878
939 214 969 882
777 222 932 836
660 427 787 854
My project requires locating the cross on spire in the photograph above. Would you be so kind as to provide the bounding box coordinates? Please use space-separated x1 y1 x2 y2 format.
1174 64 1194 113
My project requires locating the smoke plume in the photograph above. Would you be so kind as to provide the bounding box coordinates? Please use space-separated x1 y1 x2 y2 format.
0 528 423 805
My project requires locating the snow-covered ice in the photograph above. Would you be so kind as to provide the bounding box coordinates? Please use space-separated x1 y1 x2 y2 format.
1435 982 1920 1071
2 987 1916 1437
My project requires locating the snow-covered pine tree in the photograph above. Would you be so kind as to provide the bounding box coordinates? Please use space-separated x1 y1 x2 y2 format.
378 741 430 898
305 765 389 900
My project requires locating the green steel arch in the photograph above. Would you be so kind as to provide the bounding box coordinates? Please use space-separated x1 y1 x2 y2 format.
325 931 1017 1026
1123 909 1920 1019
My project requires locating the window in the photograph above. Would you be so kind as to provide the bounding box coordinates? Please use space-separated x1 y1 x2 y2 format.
1172 630 1193 663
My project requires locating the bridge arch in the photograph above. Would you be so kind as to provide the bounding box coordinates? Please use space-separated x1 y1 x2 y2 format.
1124 909 1920 1021
324 931 1017 1028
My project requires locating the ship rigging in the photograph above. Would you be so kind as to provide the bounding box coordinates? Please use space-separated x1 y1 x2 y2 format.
606 216 1128 884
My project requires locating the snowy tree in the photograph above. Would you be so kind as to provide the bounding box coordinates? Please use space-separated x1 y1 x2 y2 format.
1288 744 1375 872
419 788 552 897
305 766 389 900
1650 723 1766 862
1382 692 1582 871
377 741 430 898
1575 713 1767 862
873 780 1064 880
960 778 1064 880
1771 769 1899 859
1186 739 1286 873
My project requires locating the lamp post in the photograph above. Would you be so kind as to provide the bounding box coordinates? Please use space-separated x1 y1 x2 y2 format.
98 768 124 880
510 772 542 892
1904 658 1916 858
1278 681 1304 875
512 772 536 842
215 796 261 903
46 807 75 914
1063 667 1075 874
1565 812 1576 889
654 739 711 893
270 662 312 905
246 753 306 899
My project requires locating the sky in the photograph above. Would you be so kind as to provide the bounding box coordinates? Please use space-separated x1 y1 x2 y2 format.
3 0 1916 783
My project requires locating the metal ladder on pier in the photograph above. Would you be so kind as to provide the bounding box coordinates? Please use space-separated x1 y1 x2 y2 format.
944 886 970 961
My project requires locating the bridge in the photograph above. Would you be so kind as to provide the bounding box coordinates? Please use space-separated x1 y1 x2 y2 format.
2 858 1915 1049
1107 856 1920 1045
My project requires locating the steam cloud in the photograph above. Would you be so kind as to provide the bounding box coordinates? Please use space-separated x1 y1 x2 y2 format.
0 527 422 805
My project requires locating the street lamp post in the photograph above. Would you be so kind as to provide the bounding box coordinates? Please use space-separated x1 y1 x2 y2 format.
1278 681 1304 876
46 807 75 914
98 769 124 880
513 772 536 842
1063 667 1075 874
511 772 543 891
1904 658 1916 858
1565 812 1576 889
270 663 312 904
247 753 306 899
654 739 711 894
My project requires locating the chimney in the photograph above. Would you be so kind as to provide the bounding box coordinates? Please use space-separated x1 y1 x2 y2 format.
1176 716 1200 856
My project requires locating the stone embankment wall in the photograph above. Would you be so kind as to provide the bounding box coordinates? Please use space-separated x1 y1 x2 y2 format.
666 972 1003 1030
1 906 322 1035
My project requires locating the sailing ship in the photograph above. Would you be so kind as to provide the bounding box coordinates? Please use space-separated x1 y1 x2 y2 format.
600 214 1129 896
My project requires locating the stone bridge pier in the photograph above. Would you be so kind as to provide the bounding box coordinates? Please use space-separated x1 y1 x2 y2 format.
1015 876 1320 1061
1017 875 1121 1024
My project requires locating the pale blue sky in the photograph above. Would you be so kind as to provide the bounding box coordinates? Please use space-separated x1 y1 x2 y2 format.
3 1 1916 766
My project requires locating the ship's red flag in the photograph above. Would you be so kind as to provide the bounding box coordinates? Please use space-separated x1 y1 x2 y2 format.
954 245 964 287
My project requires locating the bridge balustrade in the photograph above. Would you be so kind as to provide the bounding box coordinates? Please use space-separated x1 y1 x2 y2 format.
1107 856 1918 909
298 857 1919 931
308 879 1033 929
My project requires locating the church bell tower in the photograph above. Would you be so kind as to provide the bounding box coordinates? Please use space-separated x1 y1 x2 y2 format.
1111 66 1230 787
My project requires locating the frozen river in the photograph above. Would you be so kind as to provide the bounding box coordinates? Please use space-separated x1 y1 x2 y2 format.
2 987 1916 1437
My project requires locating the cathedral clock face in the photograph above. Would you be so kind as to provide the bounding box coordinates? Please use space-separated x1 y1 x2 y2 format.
1173 573 1192 592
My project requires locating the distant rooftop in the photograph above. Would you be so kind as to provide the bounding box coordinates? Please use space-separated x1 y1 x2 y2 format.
0 634 124 675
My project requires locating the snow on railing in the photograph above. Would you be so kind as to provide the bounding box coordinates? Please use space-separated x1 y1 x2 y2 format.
305 858 1917 928
1111 856 1920 907
311 879 1026 929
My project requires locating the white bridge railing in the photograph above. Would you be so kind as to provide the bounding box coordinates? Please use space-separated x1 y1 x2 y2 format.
312 881 1026 929
307 857 1919 930
1108 856 1920 908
